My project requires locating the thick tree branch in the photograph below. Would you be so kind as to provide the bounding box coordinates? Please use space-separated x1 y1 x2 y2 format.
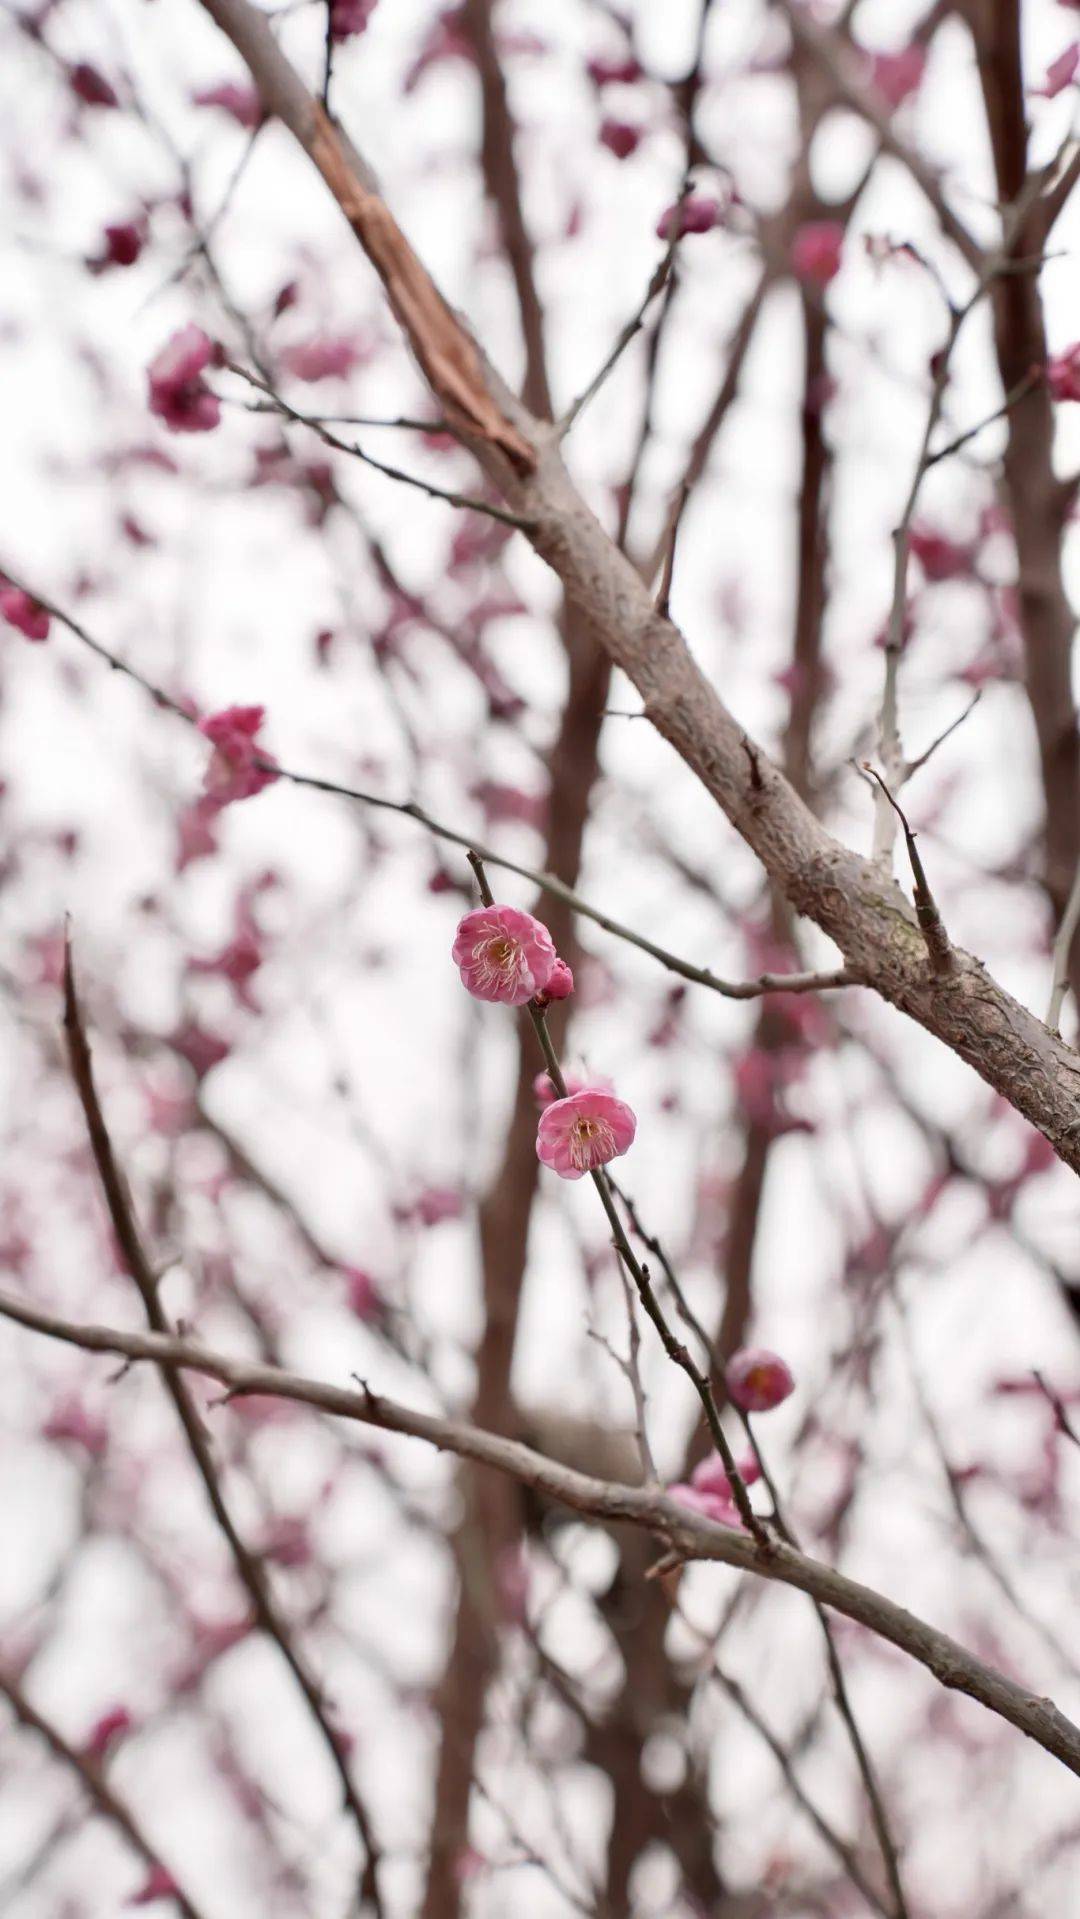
3 1289 1080 1780
183 0 1080 1177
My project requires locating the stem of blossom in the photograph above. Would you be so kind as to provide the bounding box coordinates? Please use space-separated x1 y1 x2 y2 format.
467 852 767 1544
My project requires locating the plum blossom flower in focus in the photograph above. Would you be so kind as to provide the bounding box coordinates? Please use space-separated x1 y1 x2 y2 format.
536 1087 636 1180
199 705 279 806
452 903 556 1004
791 220 844 285
656 194 722 240
726 1347 795 1412
0 585 49 641
148 325 222 434
1047 344 1080 401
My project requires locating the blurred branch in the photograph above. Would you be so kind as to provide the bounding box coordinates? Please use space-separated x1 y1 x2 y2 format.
0 1670 207 1919
60 938 386 1915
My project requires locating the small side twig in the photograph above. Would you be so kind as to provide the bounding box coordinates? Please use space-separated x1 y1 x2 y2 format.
863 768 952 974
558 195 686 436
1047 856 1080 1033
655 478 690 620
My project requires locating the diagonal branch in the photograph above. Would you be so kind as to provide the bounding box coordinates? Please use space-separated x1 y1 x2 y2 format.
60 938 386 1914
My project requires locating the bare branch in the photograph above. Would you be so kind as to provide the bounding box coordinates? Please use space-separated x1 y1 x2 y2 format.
3 1288 1080 1779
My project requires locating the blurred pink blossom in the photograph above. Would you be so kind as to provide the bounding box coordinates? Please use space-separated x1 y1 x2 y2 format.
148 326 222 434
200 705 279 806
791 220 844 285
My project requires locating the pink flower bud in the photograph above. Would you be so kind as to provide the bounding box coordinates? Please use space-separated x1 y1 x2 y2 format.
69 62 119 108
199 705 279 805
868 45 926 110
329 0 379 40
791 220 844 286
536 1087 636 1180
1032 43 1079 98
726 1347 795 1413
586 52 642 87
1048 344 1080 401
543 958 574 1000
127 1865 179 1906
341 1266 383 1321
656 194 722 241
452 903 557 1004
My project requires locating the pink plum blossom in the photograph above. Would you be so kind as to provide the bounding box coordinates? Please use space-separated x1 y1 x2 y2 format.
691 1449 761 1501
147 325 222 434
586 52 642 86
0 585 49 641
452 903 557 1004
536 1087 637 1180
868 45 926 109
41 1397 108 1457
192 82 263 127
83 1706 135 1763
668 1482 739 1525
341 1266 384 1322
600 119 642 159
726 1347 795 1413
909 523 975 581
91 220 145 271
791 220 844 285
329 0 379 40
127 1865 179 1906
1032 43 1079 97
413 1186 464 1227
281 336 364 381
199 705 279 806
1048 344 1080 401
69 63 119 108
656 194 722 240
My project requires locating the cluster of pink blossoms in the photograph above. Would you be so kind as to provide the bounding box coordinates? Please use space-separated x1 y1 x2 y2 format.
452 903 635 1180
199 705 279 808
668 1347 795 1527
147 325 223 434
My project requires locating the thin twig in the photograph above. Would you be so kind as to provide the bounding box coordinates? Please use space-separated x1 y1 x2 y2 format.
0 562 862 1014
60 937 386 1914
558 204 685 436
655 479 690 620
465 851 769 1545
1047 856 1080 1033
0 1671 208 1919
903 690 982 781
864 768 952 974
226 362 533 530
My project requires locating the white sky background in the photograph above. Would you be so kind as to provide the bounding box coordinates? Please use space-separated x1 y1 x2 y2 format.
3 0 1080 1914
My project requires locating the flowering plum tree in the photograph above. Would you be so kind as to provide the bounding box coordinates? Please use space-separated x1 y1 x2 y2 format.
3 1 1080 1915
